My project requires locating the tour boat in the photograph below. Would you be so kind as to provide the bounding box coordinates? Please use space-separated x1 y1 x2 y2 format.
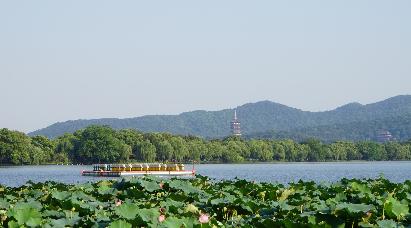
81 163 195 177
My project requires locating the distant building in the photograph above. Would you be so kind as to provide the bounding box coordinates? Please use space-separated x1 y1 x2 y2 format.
230 110 242 136
377 130 394 143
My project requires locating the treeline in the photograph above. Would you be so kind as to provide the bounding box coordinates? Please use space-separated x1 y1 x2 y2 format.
246 114 411 143
1 126 411 165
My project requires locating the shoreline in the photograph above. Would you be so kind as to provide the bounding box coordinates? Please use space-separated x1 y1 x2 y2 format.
1 160 411 167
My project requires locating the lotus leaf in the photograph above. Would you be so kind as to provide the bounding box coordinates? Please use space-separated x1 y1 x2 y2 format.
384 195 409 220
0 175 410 227
109 220 132 228
115 203 140 220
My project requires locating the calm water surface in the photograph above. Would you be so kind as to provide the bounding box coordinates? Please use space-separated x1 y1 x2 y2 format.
1 162 410 187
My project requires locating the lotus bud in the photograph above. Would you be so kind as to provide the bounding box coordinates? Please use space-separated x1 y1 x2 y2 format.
158 214 166 223
198 213 210 224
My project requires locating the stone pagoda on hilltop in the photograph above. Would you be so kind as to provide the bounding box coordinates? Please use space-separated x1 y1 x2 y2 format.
230 109 242 136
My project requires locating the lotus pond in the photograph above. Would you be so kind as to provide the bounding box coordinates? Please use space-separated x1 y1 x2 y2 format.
0 175 410 227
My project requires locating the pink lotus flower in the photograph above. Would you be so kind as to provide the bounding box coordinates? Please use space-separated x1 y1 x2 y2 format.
198 213 209 224
159 182 164 189
158 214 166 223
115 199 122 207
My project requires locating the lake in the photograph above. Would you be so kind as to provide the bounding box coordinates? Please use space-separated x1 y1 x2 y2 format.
1 161 411 187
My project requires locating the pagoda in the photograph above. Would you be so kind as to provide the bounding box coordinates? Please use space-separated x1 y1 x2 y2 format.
230 109 242 136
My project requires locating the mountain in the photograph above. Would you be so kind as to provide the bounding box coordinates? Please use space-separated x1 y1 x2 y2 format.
29 95 411 141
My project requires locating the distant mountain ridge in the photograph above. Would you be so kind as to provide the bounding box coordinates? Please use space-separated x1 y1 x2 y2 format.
29 95 411 141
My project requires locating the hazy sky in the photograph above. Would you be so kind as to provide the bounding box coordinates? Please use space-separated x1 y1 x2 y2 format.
1 1 410 132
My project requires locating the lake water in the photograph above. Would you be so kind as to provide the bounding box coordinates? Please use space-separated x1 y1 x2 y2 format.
1 161 411 187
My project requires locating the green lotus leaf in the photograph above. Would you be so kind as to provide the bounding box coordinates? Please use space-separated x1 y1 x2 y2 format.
97 180 113 187
14 201 42 210
160 216 196 228
27 189 44 199
376 220 398 228
277 201 295 211
139 180 161 193
350 182 372 195
357 221 374 227
42 210 65 218
7 220 20 228
9 207 42 226
47 218 70 227
51 190 71 201
168 180 200 194
97 185 116 195
334 193 347 202
384 195 409 220
71 190 96 201
335 203 374 215
210 193 236 205
138 208 161 225
0 199 9 209
115 203 139 220
108 220 132 228
160 199 185 214
4 175 411 227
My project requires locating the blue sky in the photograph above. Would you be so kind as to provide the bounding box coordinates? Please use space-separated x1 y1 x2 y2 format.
1 1 410 132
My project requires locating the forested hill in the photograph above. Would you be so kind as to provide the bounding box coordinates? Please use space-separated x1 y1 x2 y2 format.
30 95 411 140
245 114 411 143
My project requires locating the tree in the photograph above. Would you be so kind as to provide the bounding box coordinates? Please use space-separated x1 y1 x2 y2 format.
0 128 31 165
31 135 55 163
281 140 299 161
29 146 46 165
357 141 387 161
205 141 224 161
54 133 78 163
223 141 244 163
136 140 156 162
157 140 174 162
186 139 207 161
272 141 286 161
77 125 131 163
344 141 361 160
116 129 144 149
329 141 348 161
295 143 309 162
249 140 273 161
169 137 188 162
385 142 409 160
224 137 250 158
304 139 327 162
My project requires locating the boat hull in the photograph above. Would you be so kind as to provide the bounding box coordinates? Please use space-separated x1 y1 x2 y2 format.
81 170 195 177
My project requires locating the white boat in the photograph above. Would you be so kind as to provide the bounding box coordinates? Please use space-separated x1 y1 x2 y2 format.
81 163 195 177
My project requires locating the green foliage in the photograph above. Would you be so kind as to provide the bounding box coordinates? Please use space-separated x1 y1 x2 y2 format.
2 125 411 165
135 140 156 162
77 125 131 163
157 140 174 162
1 176 411 227
0 128 34 165
384 194 409 220
108 220 132 228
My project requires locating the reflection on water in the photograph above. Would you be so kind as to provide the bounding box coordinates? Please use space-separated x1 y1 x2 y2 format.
1 161 411 187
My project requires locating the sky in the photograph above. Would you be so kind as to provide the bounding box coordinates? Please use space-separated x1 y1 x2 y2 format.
1 1 410 133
